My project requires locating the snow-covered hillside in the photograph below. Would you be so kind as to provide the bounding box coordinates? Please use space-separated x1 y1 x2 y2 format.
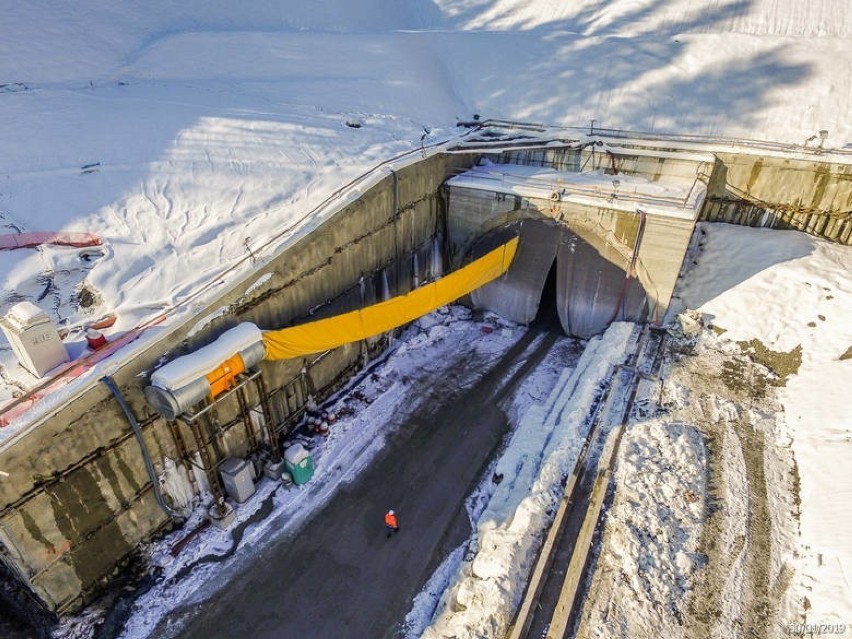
2 0 850 425
673 224 852 628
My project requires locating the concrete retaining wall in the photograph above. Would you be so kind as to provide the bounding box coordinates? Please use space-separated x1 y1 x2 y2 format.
0 151 474 616
702 154 852 244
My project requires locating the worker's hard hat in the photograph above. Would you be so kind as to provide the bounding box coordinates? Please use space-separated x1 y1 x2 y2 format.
388 510 395 515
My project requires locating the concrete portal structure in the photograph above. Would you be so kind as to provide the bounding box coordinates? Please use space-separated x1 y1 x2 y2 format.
446 152 710 337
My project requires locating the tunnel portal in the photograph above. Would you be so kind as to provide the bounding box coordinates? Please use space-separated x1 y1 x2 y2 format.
470 219 649 339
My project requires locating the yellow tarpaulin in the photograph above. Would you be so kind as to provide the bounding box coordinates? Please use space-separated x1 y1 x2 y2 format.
262 236 519 360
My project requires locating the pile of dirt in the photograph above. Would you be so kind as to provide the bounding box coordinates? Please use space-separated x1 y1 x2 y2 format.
736 339 802 385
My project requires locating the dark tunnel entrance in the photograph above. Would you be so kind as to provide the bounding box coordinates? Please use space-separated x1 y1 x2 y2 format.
533 259 561 329
469 219 649 338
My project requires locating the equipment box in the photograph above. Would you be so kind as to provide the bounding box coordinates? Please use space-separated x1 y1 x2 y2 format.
0 301 69 378
220 457 255 503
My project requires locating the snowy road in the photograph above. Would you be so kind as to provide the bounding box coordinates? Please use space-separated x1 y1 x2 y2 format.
160 318 563 638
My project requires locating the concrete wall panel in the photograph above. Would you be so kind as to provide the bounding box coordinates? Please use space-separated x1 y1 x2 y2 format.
703 153 852 244
446 187 538 265
0 151 477 615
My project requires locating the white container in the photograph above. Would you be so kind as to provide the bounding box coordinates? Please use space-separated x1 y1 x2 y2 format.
0 301 70 378
219 457 255 504
284 443 310 466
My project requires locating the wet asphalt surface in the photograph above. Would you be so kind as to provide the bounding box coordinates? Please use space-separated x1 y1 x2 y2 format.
166 321 560 639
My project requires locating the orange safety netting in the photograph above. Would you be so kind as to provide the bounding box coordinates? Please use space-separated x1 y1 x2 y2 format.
262 237 519 360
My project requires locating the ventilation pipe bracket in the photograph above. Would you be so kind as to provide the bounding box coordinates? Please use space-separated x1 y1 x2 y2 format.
174 369 263 424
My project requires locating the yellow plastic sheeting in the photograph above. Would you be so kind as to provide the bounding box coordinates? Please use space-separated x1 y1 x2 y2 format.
263 237 519 360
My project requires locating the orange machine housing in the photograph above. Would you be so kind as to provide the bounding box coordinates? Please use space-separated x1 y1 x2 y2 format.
204 352 246 399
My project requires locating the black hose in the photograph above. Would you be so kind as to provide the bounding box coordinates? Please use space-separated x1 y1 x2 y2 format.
100 375 184 522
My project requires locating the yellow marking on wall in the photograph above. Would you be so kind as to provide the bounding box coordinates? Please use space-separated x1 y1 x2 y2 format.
262 237 519 360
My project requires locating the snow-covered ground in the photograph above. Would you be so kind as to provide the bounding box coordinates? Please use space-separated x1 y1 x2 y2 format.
674 224 852 628
1 1 851 637
578 223 851 638
2 0 851 428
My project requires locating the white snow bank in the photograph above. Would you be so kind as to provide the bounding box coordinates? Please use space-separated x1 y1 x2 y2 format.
418 322 634 639
675 223 852 624
587 420 707 638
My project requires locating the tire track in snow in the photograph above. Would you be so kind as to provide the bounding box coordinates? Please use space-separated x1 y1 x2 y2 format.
687 396 774 639
731 414 773 639
687 408 749 639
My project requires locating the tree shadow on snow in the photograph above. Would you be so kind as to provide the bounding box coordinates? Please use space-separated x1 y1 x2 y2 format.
427 0 811 143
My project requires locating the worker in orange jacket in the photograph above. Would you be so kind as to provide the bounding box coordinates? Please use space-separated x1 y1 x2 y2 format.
385 509 400 538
